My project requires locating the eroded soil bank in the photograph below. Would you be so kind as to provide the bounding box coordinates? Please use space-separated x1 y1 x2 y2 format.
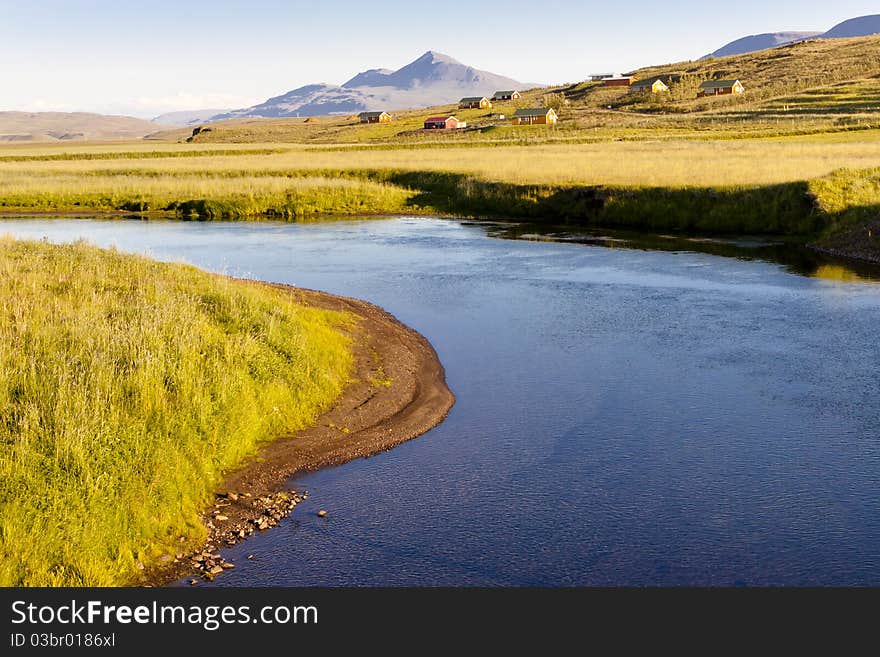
150 283 455 585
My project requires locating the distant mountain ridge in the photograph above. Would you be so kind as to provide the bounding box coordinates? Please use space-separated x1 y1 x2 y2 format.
704 14 880 58
152 109 231 127
212 51 526 121
0 111 159 142
823 14 880 38
704 32 821 59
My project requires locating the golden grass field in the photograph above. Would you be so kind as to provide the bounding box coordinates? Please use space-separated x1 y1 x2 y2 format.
1 130 880 189
0 240 354 585
1 130 879 240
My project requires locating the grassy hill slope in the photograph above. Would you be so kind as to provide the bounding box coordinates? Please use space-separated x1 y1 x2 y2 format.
168 35 880 145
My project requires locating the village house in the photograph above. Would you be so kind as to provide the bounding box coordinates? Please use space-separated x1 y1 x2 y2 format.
511 107 558 126
424 115 465 130
629 77 670 94
459 96 492 109
591 73 620 82
602 76 637 88
698 79 744 97
491 90 521 101
358 111 392 124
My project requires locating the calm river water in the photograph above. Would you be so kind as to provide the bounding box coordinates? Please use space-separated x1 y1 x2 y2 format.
4 216 880 586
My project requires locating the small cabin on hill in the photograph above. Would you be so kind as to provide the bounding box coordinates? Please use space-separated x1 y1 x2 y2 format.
698 79 744 97
491 90 521 101
511 108 558 126
591 74 620 82
358 111 392 124
602 76 636 87
630 77 670 94
424 115 464 130
459 96 492 109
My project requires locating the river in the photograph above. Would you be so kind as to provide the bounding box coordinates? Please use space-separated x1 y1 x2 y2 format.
4 216 880 586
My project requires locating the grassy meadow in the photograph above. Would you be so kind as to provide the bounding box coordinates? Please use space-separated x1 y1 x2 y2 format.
1 133 879 241
5 132 880 186
0 239 354 585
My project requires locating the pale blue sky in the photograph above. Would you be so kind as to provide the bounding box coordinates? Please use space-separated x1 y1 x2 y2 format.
0 1 877 117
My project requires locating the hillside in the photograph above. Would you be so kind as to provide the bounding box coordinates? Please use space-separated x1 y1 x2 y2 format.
0 111 161 142
564 34 880 117
213 51 526 120
172 34 880 146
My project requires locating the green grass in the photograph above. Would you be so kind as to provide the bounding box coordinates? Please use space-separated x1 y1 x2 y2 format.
0 239 354 585
0 140 879 239
1 134 880 242
0 173 418 219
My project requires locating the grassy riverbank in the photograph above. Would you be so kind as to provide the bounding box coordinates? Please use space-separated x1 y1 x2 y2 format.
0 172 416 219
0 240 354 585
0 132 879 254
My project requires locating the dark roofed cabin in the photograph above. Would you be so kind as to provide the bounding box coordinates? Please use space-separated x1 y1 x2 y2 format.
510 107 558 126
629 77 670 94
358 111 392 124
459 96 492 109
698 79 744 97
491 90 521 101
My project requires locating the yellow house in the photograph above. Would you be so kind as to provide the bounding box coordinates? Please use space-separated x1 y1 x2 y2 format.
511 108 558 125
698 79 745 97
358 111 392 124
630 77 670 94
491 90 521 101
459 96 492 109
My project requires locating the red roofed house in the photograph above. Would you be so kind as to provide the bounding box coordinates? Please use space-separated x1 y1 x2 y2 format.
424 116 464 130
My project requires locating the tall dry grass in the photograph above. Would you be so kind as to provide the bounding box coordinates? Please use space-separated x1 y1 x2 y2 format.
0 239 353 585
3 133 880 187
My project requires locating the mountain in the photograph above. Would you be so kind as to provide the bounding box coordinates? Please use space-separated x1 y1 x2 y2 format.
342 68 394 87
212 51 525 120
0 111 160 142
214 84 375 119
703 14 880 59
704 32 821 58
152 109 232 127
822 14 880 39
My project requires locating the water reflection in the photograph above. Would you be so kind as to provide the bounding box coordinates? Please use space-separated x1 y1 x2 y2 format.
477 222 880 283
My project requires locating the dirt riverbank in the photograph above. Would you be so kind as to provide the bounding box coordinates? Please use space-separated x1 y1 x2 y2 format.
148 282 455 586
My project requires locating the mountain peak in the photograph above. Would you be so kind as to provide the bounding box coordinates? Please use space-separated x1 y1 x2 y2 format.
417 50 461 65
